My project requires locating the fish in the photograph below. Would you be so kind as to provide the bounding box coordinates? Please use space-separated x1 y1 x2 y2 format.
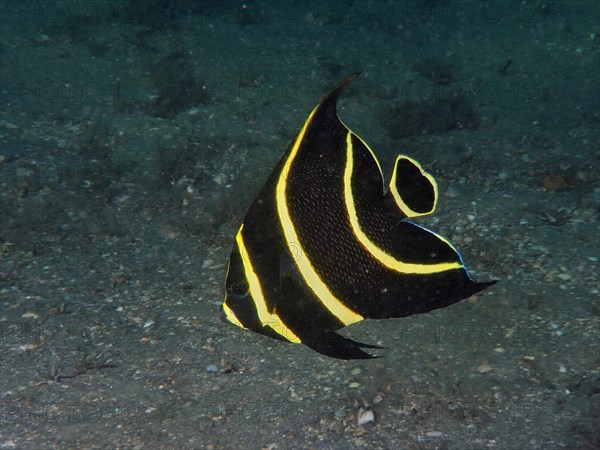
222 73 496 359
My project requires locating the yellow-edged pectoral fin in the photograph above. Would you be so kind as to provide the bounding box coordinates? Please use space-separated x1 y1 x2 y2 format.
389 155 438 218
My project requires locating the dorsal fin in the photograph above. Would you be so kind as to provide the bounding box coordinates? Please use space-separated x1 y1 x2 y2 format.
311 72 361 126
387 155 438 218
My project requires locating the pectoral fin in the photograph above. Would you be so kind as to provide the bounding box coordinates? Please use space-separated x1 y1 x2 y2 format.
387 155 438 218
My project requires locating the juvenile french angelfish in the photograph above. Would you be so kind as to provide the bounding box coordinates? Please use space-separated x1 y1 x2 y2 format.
222 73 496 359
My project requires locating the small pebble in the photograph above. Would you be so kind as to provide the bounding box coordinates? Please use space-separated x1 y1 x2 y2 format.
357 408 374 425
351 368 361 376
18 343 37 352
373 393 384 404
206 365 218 373
348 382 360 388
426 431 443 438
477 363 492 374
559 365 567 373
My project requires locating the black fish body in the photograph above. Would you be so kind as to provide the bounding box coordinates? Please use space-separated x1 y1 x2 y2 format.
222 73 496 359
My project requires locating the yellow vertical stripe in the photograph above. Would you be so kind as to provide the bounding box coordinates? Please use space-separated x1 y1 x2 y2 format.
275 107 363 326
235 225 301 343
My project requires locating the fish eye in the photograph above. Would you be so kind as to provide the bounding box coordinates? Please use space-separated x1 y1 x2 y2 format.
229 282 249 299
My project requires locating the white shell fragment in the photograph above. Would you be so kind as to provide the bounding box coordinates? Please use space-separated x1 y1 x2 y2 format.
357 408 375 425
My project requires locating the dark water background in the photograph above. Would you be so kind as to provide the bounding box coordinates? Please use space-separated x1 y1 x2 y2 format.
1 1 598 448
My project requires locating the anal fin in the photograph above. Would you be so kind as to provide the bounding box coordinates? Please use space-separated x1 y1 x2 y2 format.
303 331 384 360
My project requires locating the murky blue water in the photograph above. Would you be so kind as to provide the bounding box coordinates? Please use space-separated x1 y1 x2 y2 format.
1 1 598 448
